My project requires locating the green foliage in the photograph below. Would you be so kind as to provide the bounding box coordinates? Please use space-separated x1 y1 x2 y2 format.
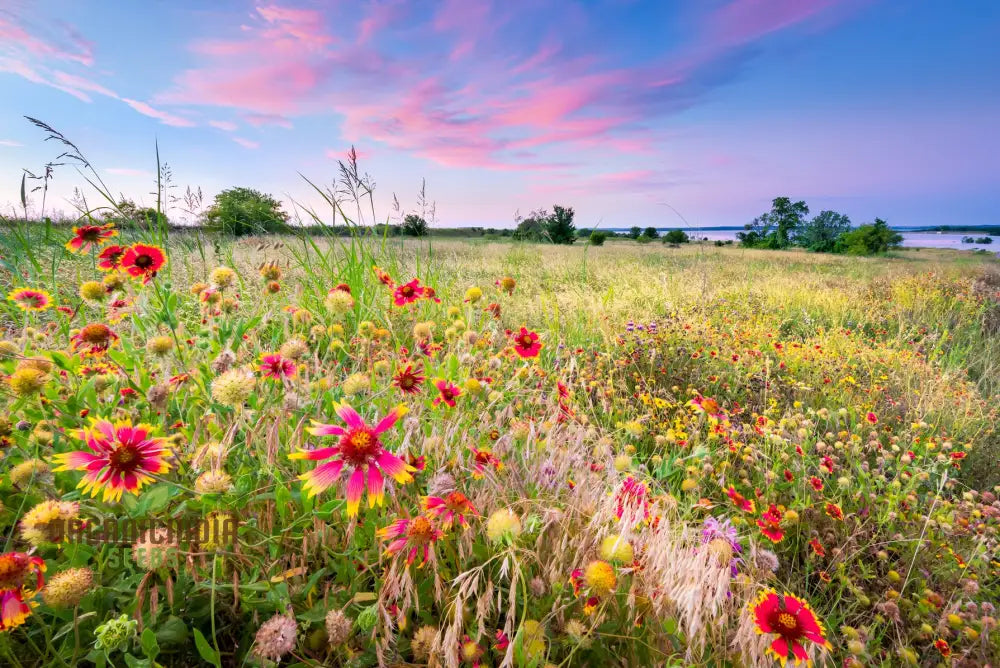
738 196 809 249
662 229 689 244
545 205 576 244
643 226 659 239
835 218 903 255
402 214 429 237
589 231 607 246
102 200 169 230
800 210 851 252
204 187 289 236
513 208 548 241
627 226 642 239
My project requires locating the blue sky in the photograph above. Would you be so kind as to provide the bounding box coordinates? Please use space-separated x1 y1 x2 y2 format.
1 0 998 228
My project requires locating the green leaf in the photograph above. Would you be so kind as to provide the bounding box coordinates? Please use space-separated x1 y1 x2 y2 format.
155 616 189 646
140 628 159 660
192 628 221 668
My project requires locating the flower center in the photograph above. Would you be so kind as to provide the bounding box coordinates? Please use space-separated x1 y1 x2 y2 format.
135 254 154 269
340 428 379 465
81 324 111 344
519 335 533 347
400 286 413 297
407 516 434 542
775 611 800 635
81 228 102 241
109 445 140 471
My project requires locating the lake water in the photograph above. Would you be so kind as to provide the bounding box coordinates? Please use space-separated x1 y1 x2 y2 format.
611 229 998 252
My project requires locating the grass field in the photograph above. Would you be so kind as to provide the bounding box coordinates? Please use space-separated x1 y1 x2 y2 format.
1 221 999 666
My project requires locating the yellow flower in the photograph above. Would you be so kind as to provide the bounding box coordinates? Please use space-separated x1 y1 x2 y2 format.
486 508 522 542
8 367 48 396
599 535 633 563
464 286 482 303
583 560 616 596
209 266 236 289
146 335 174 356
79 281 106 301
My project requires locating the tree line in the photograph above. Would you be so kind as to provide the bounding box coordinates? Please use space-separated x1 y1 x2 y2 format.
738 197 903 255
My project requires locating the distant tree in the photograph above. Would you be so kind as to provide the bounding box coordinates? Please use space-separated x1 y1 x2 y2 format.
402 214 429 237
546 205 576 244
835 218 902 255
589 231 607 246
738 197 809 249
513 208 548 241
205 187 288 236
800 210 851 252
627 226 642 240
103 200 169 229
976 236 994 244
576 228 592 237
962 236 976 244
663 229 689 244
642 226 659 239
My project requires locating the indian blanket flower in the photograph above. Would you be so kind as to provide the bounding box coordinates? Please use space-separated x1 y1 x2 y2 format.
432 378 461 408
512 327 542 358
469 446 503 479
393 362 425 395
52 418 172 502
824 502 844 521
292 402 414 515
865 411 878 425
7 287 52 311
615 476 651 521
120 243 167 284
393 279 424 306
373 264 395 288
259 353 296 379
70 323 119 357
98 245 125 271
757 504 785 543
423 492 478 529
0 551 45 631
66 223 116 253
934 638 950 658
378 515 443 566
726 486 756 513
19 500 80 546
751 589 831 666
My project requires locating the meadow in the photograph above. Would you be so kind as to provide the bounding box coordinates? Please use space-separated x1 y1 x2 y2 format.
0 219 999 667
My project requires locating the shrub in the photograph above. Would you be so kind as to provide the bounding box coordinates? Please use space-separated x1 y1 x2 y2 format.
643 226 659 239
204 187 288 236
835 218 902 255
589 231 607 246
663 229 689 244
402 214 429 237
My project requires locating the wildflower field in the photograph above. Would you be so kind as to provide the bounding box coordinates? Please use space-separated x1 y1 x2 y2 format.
1 220 999 667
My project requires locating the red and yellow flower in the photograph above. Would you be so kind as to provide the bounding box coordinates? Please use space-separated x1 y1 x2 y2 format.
6 287 52 311
0 552 45 631
97 245 126 271
511 327 541 358
393 279 424 306
751 589 831 666
52 419 172 502
120 243 167 284
423 492 478 529
757 504 785 543
66 223 116 253
259 353 296 379
393 363 425 395
469 446 502 479
70 323 119 357
291 402 414 515
432 379 461 408
377 515 443 566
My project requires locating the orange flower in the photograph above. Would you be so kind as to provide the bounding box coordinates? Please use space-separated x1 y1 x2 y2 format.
751 589 831 665
120 244 167 284
66 223 116 253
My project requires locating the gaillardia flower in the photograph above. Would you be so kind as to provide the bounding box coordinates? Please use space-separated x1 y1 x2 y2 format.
120 243 167 284
432 379 461 408
66 223 116 253
378 515 443 566
97 245 126 271
52 419 172 502
259 353 297 379
423 492 478 529
291 402 414 515
0 551 45 631
7 287 52 311
393 279 424 306
512 327 542 358
392 363 425 395
70 323 119 357
751 589 831 666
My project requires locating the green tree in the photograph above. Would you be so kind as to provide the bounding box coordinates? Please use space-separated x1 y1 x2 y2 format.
663 229 689 244
800 210 851 252
545 205 576 244
402 214 429 237
627 226 642 240
835 218 902 255
513 208 548 241
738 197 809 248
205 187 288 236
589 231 607 246
643 226 659 239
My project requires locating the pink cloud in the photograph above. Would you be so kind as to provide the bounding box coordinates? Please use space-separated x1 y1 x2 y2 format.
209 120 237 131
244 112 293 128
0 14 94 66
256 4 333 50
121 98 197 127
232 137 260 149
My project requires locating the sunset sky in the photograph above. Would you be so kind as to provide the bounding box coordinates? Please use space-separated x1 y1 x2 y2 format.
1 0 998 228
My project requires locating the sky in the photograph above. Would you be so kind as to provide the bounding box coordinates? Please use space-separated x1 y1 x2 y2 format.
1 0 999 229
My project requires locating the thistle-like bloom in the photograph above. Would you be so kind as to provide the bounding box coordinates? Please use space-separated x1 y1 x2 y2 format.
66 224 116 253
423 491 478 529
52 419 172 502
432 379 461 407
512 327 541 358
259 353 296 379
70 323 119 357
751 589 831 666
378 515 442 566
701 516 743 575
291 402 414 515
757 504 785 544
393 279 424 306
120 243 167 284
393 363 425 395
6 287 52 311
0 551 45 631
98 245 126 271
